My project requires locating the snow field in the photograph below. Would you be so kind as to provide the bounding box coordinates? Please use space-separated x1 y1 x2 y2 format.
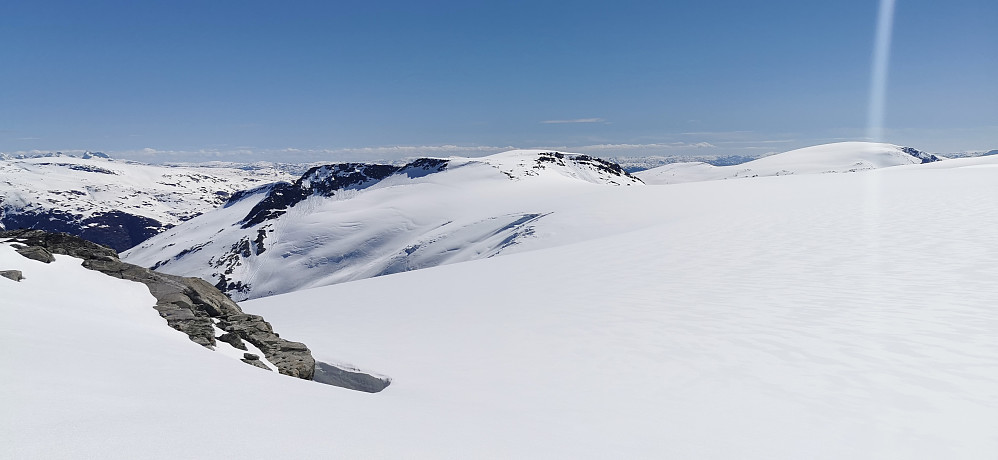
2 150 997 458
243 158 998 458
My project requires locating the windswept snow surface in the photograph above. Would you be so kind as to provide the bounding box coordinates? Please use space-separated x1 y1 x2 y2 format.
123 150 644 300
4 154 998 458
635 142 929 184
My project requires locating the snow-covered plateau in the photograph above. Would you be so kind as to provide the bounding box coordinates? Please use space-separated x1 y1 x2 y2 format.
3 143 998 458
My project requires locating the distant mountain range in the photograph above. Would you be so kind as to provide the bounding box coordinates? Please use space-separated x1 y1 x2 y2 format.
122 142 933 300
0 155 292 250
6 142 998 457
0 141 978 298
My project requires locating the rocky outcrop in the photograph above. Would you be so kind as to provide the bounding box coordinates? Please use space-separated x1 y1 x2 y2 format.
3 229 118 261
1 269 23 281
900 146 944 164
13 244 55 263
1 229 388 391
238 159 449 228
241 353 271 371
213 313 314 379
218 332 247 350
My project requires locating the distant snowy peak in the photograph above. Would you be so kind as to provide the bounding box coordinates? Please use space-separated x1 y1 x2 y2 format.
478 150 642 185
81 151 111 159
635 142 938 185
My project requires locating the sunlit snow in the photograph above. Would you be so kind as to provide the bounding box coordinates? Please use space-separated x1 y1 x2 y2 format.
3 149 997 458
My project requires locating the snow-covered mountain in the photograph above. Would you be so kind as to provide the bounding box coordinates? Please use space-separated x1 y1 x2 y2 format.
123 150 643 299
5 153 998 458
0 155 293 250
634 142 941 184
124 143 947 301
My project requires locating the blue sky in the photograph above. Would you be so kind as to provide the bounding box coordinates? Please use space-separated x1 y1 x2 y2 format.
2 0 995 163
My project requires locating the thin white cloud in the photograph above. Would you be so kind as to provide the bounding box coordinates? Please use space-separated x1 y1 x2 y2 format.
319 145 512 155
540 118 606 124
714 139 796 145
679 130 754 136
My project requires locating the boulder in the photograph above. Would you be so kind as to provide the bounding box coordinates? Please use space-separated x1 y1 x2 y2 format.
313 361 392 393
0 270 24 281
218 332 247 350
240 353 271 371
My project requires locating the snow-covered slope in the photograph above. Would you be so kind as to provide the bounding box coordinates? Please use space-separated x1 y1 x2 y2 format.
635 142 940 184
5 154 998 458
0 155 292 250
123 150 643 300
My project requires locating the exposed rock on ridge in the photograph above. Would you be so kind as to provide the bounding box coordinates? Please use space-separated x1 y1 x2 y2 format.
238 158 449 228
1 229 390 391
900 146 944 163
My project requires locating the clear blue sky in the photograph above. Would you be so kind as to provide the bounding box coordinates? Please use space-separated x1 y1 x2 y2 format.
2 0 995 163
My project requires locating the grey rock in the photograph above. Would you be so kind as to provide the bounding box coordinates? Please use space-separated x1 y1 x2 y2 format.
241 355 271 371
2 229 118 261
218 332 247 350
15 245 55 263
313 361 391 393
216 314 315 380
0 270 24 281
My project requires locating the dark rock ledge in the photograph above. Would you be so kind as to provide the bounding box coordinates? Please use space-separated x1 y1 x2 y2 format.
0 229 390 393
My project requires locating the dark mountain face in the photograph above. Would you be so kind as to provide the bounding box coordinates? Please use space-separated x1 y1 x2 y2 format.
238 158 449 229
0 208 168 252
900 146 944 163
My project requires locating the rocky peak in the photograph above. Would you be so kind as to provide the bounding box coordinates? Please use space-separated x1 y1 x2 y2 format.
900 146 944 163
239 158 450 229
